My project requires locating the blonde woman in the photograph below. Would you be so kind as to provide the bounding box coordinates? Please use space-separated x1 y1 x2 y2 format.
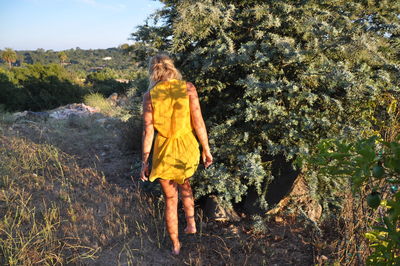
140 53 213 255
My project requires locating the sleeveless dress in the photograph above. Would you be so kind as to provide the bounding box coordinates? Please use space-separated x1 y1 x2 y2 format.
148 79 200 184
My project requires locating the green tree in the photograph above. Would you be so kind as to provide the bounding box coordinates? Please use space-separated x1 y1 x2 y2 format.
58 51 68 66
86 68 130 96
1 48 17 69
131 0 400 211
119 43 129 50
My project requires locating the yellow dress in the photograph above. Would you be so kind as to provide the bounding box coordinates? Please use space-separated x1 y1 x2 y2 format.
149 79 200 184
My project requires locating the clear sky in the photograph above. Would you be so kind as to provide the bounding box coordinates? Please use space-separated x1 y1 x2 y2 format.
0 0 164 51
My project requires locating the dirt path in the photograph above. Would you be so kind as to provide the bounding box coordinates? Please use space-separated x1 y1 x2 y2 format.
3 116 317 265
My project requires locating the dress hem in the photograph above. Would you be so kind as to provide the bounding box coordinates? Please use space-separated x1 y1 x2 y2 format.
149 172 196 185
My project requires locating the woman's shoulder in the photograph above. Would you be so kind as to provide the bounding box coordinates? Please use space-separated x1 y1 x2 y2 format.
143 90 150 100
186 81 198 96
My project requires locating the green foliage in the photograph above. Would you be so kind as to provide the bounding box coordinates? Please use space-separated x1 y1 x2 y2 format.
0 47 146 112
86 68 131 96
131 0 400 209
0 64 87 111
308 136 400 264
83 93 115 116
58 51 68 65
1 47 136 72
84 93 111 111
87 67 118 82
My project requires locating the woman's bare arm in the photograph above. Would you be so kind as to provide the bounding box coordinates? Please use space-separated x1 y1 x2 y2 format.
140 91 154 180
187 82 213 167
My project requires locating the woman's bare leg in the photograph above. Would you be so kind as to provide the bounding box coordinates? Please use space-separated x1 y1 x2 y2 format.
179 179 196 234
159 179 180 254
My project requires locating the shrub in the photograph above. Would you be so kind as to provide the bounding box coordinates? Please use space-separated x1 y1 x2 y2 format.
83 93 113 114
0 64 87 111
86 68 130 96
131 0 400 210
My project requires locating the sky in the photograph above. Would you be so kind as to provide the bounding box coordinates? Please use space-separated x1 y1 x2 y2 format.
0 0 164 51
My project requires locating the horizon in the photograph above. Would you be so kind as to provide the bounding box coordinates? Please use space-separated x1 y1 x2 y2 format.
4 47 129 52
0 0 164 51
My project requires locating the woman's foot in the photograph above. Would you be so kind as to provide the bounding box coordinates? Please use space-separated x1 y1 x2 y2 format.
184 225 197 234
171 241 181 255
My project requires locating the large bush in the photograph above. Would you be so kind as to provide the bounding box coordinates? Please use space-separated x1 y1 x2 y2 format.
0 64 86 111
86 68 131 96
131 0 400 210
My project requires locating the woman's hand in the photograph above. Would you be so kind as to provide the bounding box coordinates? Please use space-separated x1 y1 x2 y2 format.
202 149 213 169
140 162 149 181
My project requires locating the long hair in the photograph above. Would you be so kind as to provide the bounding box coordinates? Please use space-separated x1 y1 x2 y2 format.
148 53 182 89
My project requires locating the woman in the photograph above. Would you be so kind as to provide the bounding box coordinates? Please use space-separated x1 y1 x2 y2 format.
140 53 213 255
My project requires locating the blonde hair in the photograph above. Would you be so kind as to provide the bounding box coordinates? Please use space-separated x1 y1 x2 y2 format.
148 53 182 89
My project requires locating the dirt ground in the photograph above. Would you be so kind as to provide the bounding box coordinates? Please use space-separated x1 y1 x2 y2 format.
2 115 321 265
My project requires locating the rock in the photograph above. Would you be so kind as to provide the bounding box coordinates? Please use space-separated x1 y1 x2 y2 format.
49 103 100 119
12 103 101 122
117 95 128 107
67 113 84 128
307 200 322 222
13 111 28 119
14 111 49 121
267 174 323 222
95 118 108 125
115 79 129 84
107 93 118 105
203 195 240 222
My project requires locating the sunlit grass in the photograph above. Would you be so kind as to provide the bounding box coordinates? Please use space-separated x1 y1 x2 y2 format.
83 93 130 119
0 137 99 264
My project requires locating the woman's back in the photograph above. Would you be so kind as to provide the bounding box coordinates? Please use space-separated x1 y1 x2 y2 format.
148 79 200 184
150 79 192 139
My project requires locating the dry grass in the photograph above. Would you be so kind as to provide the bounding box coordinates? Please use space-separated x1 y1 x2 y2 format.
0 136 100 264
83 93 129 119
0 133 168 265
0 115 317 265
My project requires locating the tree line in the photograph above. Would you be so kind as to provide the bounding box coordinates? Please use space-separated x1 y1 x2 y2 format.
0 45 134 72
0 46 145 112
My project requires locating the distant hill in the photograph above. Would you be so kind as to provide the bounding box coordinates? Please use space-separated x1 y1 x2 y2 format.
0 47 135 72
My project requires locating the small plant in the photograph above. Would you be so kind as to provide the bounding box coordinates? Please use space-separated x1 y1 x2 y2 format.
308 135 400 264
83 93 113 114
83 92 130 119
